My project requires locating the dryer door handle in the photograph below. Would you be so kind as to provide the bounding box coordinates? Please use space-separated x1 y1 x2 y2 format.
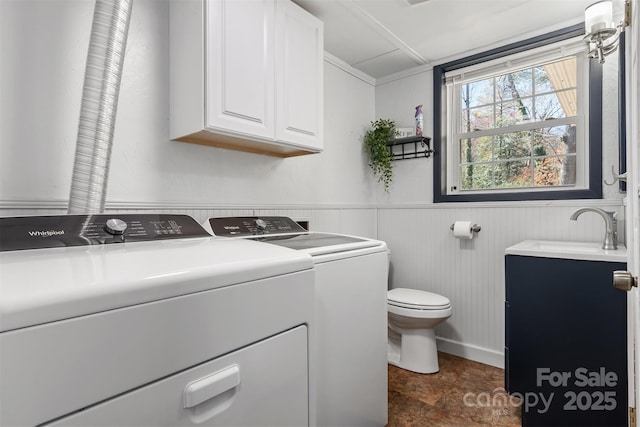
183 364 240 408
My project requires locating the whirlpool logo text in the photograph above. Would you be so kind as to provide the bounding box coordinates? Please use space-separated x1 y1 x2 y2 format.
28 230 65 237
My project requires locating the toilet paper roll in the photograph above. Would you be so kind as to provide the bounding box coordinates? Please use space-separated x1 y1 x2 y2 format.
453 221 474 239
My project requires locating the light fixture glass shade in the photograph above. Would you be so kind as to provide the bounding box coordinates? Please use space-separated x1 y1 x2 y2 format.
585 1 615 34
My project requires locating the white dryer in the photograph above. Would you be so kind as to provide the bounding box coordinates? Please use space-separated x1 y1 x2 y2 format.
0 214 314 426
204 216 389 427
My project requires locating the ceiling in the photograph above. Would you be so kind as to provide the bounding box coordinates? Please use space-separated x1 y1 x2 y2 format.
293 0 603 80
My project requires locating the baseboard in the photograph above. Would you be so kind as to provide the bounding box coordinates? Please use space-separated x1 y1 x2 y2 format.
436 337 505 369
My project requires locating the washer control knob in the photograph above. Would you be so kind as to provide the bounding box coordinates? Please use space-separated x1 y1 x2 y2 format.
255 219 267 232
104 218 128 235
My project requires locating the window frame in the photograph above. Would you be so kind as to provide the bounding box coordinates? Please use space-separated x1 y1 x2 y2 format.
433 24 603 202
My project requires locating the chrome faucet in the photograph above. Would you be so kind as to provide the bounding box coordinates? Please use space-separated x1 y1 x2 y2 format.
570 207 618 250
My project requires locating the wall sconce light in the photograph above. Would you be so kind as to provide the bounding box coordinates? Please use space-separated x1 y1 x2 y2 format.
584 0 631 63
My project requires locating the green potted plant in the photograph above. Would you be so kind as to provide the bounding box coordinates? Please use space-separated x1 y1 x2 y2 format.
364 118 396 192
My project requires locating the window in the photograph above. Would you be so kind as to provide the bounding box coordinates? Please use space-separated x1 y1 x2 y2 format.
433 25 603 202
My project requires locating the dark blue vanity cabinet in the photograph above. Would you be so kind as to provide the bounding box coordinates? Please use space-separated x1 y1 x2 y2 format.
505 255 627 427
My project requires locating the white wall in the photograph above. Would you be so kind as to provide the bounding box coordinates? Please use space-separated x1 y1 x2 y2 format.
0 0 377 217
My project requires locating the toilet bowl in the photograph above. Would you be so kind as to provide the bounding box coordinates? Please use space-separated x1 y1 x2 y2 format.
387 288 452 374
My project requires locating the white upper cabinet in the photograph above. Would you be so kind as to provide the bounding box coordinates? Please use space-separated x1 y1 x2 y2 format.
275 0 323 151
170 0 324 157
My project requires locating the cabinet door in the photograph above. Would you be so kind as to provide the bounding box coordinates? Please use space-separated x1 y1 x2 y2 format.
206 0 275 139
275 0 323 151
505 255 627 427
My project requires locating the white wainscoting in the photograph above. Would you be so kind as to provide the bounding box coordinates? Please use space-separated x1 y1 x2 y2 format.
378 199 625 368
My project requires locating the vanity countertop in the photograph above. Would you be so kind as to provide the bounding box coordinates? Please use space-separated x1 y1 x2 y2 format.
505 240 627 263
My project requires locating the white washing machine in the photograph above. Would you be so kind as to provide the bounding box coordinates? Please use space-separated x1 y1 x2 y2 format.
204 216 389 427
0 214 314 426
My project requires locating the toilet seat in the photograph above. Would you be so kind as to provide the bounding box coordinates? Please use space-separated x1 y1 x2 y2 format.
388 288 451 310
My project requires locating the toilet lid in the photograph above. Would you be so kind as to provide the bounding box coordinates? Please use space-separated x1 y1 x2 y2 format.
388 288 451 310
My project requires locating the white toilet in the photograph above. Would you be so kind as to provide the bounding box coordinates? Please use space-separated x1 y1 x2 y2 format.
387 288 452 374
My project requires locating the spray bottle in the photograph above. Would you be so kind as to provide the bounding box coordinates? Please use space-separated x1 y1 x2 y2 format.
415 105 423 136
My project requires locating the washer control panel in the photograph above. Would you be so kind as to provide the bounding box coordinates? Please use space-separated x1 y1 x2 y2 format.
209 217 306 237
0 214 210 252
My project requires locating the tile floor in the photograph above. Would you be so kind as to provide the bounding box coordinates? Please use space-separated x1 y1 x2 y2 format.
387 352 522 427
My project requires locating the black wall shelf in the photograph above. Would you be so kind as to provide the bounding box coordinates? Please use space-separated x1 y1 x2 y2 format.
387 136 433 161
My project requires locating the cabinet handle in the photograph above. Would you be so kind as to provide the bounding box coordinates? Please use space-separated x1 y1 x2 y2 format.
183 365 240 409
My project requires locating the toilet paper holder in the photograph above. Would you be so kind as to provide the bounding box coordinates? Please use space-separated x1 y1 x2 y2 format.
449 223 481 233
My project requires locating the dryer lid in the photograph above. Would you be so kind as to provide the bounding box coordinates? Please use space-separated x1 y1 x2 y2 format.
388 288 451 309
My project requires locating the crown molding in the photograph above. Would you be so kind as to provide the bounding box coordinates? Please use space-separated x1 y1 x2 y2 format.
324 52 376 86
375 62 434 85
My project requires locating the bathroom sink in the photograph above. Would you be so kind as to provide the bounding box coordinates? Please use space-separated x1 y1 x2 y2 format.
505 240 627 262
